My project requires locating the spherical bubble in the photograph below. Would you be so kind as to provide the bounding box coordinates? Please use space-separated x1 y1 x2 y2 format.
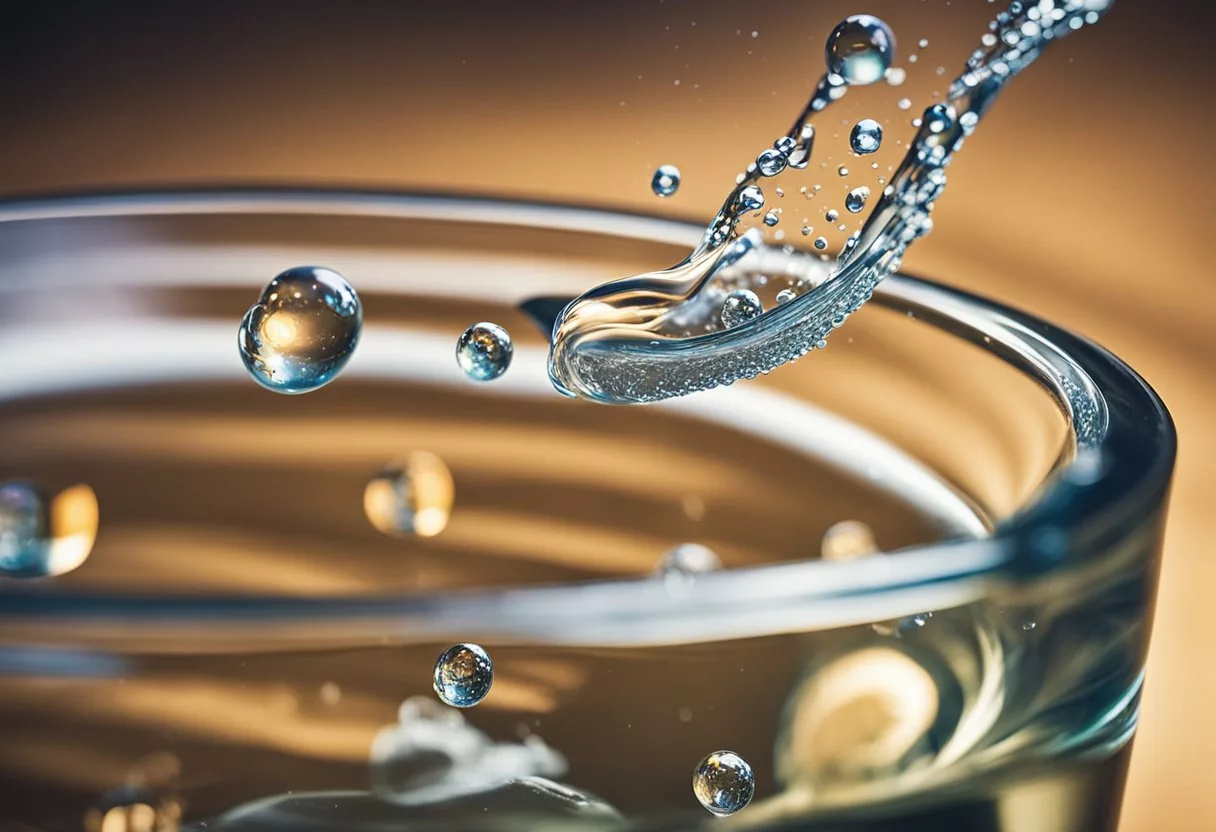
825 15 896 86
652 164 682 197
813 236 828 251
849 119 884 155
364 451 455 538
736 185 765 213
756 149 788 177
776 288 797 305
721 289 763 329
693 750 754 816
657 543 721 579
762 211 780 227
0 481 98 579
456 322 514 382
821 520 878 561
845 186 871 214
238 266 362 394
433 643 494 708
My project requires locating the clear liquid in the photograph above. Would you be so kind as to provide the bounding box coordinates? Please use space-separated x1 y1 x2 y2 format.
547 0 1114 404
0 341 1140 830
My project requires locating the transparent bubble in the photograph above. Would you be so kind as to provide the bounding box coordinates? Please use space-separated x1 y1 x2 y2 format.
821 520 878 561
0 481 98 579
813 236 828 250
756 149 788 177
845 186 871 213
693 750 754 816
456 322 514 382
886 67 907 86
825 209 839 222
433 643 494 708
84 785 182 832
926 102 956 134
736 185 765 213
651 164 681 197
776 288 797 305
657 543 721 582
364 451 455 538
763 210 780 227
721 290 763 329
849 119 884 155
825 15 896 86
238 266 362 394
837 165 850 177
897 97 912 110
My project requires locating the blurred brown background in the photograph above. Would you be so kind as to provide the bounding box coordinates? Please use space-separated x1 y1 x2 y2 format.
0 1 1209 829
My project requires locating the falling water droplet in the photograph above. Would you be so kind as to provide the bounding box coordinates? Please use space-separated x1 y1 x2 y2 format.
693 751 755 816
763 210 780 227
845 186 871 213
721 290 763 328
456 322 514 381
849 119 884 154
825 209 839 222
364 451 456 538
651 164 682 197
433 643 494 708
238 266 362 394
825 15 896 86
837 165 850 177
736 185 765 212
813 236 828 250
0 481 98 579
756 149 788 177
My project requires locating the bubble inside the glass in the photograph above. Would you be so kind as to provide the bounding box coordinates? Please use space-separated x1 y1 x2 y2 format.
0 192 1172 832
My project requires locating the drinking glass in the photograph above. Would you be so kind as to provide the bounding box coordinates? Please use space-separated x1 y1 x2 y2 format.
0 190 1173 831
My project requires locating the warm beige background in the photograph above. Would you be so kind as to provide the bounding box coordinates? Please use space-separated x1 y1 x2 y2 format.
0 1 1209 828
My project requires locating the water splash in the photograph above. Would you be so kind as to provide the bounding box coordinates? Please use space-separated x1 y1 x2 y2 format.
547 1 1114 404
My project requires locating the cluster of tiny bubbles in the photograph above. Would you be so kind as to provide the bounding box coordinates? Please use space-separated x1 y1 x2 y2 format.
721 289 763 329
363 450 455 538
820 519 878 561
238 266 363 394
693 750 755 816
651 164 681 197
736 185 765 213
845 186 871 214
433 643 494 708
0 481 98 579
775 288 798 305
763 210 780 227
849 118 883 154
825 14 896 86
456 322 513 382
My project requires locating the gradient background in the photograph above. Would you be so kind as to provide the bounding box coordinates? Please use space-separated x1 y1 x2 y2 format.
0 1 1209 829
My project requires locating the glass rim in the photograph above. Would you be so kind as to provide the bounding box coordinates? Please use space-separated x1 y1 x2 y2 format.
0 188 1177 650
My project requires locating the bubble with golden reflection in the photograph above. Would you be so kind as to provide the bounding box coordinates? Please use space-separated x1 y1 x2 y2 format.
693 750 754 816
237 265 362 394
820 519 878 561
777 646 939 785
0 481 98 578
364 451 455 538
433 643 494 708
